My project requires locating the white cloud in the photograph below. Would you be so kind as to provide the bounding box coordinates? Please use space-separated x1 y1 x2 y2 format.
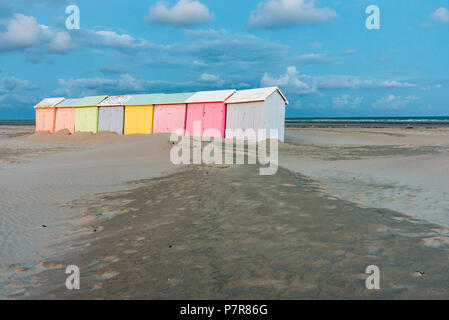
0 75 39 107
422 21 433 29
184 28 226 38
261 66 417 95
178 32 290 69
48 31 74 54
94 31 137 48
332 94 363 109
58 28 163 54
198 73 220 82
249 0 337 29
83 30 155 51
372 94 417 110
100 65 128 75
261 66 317 95
0 14 45 51
0 13 162 55
430 7 449 24
375 80 416 88
312 75 416 90
54 73 229 97
294 53 335 65
56 74 149 96
0 76 38 93
0 14 76 55
308 41 322 49
147 0 214 27
341 49 358 55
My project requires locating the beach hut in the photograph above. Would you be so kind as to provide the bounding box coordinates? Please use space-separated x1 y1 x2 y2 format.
152 92 195 134
97 95 132 135
185 90 236 138
54 98 79 134
74 95 108 133
225 87 288 141
34 98 65 133
124 94 165 135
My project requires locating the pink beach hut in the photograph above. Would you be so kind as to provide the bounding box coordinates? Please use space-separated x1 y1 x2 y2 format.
54 98 79 134
34 98 65 133
152 92 195 134
185 90 236 138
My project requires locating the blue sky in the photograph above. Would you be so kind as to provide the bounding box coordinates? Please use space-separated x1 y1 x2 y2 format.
0 0 448 119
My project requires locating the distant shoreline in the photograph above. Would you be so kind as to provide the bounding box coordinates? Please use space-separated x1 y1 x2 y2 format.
3 117 449 128
286 116 449 128
0 120 35 126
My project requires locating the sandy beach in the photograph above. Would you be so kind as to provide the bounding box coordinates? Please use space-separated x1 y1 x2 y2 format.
2 126 449 299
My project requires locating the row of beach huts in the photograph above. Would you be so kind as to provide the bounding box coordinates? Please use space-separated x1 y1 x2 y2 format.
34 87 288 141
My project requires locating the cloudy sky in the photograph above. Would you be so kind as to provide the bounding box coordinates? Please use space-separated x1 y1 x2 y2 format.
0 0 448 119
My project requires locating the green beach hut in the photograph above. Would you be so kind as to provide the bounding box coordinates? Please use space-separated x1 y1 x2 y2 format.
74 95 108 133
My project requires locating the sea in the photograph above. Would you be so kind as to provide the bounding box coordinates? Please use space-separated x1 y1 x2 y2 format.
1 117 449 129
286 116 449 128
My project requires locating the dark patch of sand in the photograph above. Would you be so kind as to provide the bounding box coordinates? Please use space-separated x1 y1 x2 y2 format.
280 141 449 161
20 165 449 299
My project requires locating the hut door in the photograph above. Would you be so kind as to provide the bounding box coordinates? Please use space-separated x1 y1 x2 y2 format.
202 103 225 138
109 107 124 134
186 104 204 136
106 108 113 131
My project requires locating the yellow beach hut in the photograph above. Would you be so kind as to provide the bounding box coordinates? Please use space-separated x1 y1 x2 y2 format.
123 94 165 135
74 95 108 133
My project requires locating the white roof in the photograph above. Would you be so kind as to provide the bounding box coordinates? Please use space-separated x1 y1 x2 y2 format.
186 90 236 103
226 87 288 105
98 95 133 107
34 97 65 109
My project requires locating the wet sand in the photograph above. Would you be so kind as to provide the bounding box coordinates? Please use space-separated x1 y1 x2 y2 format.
281 128 449 227
2 127 449 299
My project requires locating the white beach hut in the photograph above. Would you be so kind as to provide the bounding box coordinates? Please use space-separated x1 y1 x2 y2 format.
225 87 288 141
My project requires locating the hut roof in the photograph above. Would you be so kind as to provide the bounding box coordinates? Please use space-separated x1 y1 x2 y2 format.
34 97 65 109
56 98 81 108
186 90 236 103
226 87 288 105
73 95 108 107
151 92 195 105
98 95 133 107
126 94 166 106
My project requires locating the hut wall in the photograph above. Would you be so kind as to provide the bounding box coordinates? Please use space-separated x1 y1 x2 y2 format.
35 108 56 133
153 104 186 134
75 107 99 133
98 107 124 135
225 102 264 140
55 108 75 134
263 91 286 142
185 102 226 138
124 106 153 135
